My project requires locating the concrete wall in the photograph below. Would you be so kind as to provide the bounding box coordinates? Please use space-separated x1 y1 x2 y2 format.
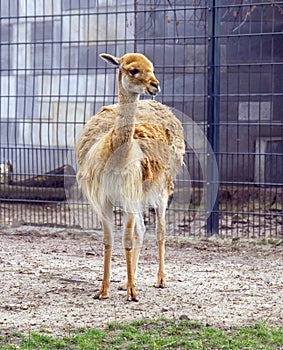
0 0 135 174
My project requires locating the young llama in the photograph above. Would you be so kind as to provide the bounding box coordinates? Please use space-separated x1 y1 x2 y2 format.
76 53 185 301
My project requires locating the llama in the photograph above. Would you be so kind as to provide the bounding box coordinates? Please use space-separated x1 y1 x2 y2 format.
76 53 185 301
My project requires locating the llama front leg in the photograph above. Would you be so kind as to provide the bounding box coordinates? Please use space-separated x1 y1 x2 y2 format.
155 200 167 288
155 238 166 288
124 213 139 302
118 212 145 291
94 203 113 300
94 242 112 299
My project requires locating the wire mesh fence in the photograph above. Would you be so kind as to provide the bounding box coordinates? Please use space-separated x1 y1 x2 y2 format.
0 1 282 238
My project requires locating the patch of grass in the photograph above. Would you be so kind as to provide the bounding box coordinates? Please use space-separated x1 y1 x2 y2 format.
1 319 283 350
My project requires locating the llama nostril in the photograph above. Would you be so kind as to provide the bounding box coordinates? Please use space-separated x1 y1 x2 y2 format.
150 82 159 89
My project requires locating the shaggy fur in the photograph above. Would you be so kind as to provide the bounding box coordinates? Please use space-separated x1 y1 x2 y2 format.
76 100 184 212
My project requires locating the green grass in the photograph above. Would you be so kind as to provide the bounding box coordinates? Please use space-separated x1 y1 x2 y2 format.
1 319 283 350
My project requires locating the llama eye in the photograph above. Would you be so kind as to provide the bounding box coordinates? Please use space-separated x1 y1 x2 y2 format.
129 68 140 76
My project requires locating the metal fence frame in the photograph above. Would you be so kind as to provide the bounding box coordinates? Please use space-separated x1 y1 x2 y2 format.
0 1 282 238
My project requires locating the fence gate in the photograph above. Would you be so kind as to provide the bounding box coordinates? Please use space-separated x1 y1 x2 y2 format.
0 1 282 238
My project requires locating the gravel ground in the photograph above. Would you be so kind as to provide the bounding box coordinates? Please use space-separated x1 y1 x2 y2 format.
0 226 282 337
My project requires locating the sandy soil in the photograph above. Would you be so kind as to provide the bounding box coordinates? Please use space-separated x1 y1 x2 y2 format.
0 226 282 337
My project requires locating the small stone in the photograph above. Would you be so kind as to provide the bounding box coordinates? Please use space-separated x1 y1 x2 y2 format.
179 314 189 320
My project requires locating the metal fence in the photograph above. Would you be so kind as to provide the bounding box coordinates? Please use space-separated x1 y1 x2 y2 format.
0 1 282 238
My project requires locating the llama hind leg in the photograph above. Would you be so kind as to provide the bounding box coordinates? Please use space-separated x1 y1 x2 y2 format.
155 198 167 289
118 245 141 292
94 203 113 300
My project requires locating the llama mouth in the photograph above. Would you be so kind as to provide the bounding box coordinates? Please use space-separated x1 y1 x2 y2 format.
146 88 158 96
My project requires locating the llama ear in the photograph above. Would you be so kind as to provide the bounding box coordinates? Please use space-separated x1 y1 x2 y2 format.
99 53 120 67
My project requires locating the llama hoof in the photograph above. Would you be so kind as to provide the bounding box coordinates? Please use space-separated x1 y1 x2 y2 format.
126 296 139 302
118 283 127 291
155 275 166 289
93 289 109 300
93 294 108 300
154 277 166 288
127 287 138 302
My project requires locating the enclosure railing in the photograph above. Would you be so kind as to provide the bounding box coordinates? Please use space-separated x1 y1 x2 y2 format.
0 1 282 238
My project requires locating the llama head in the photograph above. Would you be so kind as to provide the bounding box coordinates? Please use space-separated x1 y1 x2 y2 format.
100 53 160 97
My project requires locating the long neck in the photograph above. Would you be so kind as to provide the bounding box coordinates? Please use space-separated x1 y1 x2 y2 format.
111 72 139 150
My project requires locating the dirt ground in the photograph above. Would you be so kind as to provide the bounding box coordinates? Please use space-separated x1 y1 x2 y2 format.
0 225 282 337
